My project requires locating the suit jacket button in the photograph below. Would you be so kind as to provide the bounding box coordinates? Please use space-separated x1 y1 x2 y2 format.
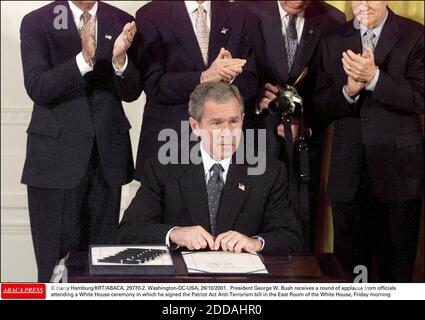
361 116 368 122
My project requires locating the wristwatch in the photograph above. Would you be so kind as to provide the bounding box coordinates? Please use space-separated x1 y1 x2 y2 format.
112 57 125 70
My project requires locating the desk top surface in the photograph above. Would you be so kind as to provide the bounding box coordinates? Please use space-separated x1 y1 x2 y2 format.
63 252 352 283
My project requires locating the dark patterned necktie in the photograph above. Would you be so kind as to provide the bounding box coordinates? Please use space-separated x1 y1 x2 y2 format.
206 163 225 236
284 13 298 71
79 11 91 36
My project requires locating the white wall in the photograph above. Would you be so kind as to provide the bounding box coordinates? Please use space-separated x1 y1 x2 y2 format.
1 1 148 282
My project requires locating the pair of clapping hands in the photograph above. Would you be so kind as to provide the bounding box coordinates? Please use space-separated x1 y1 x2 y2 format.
80 16 137 67
170 226 262 254
341 45 378 97
201 48 247 83
81 18 246 81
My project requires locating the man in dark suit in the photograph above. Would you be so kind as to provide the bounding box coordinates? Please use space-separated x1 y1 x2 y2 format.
242 1 345 252
20 1 141 282
315 1 424 282
117 82 300 254
134 0 258 180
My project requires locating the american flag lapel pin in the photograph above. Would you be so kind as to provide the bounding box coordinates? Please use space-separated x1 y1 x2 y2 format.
105 34 112 40
238 183 245 192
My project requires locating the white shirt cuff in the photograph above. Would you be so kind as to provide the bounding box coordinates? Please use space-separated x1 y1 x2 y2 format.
254 100 263 115
165 226 180 249
343 86 360 104
76 52 93 76
365 68 380 91
113 54 128 76
252 236 265 252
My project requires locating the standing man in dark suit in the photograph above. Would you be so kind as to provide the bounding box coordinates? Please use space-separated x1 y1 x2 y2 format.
242 1 345 252
20 1 141 282
117 82 300 254
315 1 424 282
134 1 258 180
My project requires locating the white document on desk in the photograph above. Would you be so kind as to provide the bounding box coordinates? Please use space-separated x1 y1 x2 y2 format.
182 251 269 274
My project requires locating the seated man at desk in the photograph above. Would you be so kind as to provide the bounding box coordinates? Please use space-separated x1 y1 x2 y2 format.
116 82 300 254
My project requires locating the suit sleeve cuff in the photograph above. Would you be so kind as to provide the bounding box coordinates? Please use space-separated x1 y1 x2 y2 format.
365 68 380 92
76 52 93 76
342 86 360 104
252 236 265 252
165 227 180 250
254 100 263 115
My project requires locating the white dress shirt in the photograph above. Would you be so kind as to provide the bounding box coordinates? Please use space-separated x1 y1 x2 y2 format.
200 142 231 183
68 1 127 77
277 1 305 44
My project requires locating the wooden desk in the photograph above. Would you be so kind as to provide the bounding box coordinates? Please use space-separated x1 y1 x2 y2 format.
62 252 352 283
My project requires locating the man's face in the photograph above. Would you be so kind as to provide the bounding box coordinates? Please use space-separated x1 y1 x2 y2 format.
351 1 389 29
279 1 310 15
72 1 97 11
189 97 244 161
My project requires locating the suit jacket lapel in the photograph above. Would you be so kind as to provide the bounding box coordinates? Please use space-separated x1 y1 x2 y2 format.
215 163 252 235
95 2 119 61
289 12 322 82
260 2 289 84
171 1 206 70
208 1 230 66
373 10 400 67
179 164 211 231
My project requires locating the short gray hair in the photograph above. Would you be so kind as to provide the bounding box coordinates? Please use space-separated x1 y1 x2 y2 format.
188 82 244 121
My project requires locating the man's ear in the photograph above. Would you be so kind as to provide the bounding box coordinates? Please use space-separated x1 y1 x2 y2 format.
189 117 201 137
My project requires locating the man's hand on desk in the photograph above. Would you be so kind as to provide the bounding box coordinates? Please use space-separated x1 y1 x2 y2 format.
169 226 215 251
213 231 262 254
169 227 262 253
